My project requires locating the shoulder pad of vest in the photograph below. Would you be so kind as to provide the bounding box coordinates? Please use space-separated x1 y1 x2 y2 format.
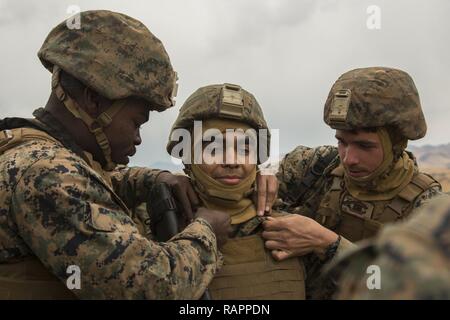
398 172 441 203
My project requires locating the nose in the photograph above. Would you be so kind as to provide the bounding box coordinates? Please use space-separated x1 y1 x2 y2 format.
222 162 239 169
134 129 142 146
342 146 359 167
222 145 240 168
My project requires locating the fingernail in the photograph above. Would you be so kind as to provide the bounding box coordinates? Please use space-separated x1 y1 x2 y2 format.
265 206 270 212
258 211 264 216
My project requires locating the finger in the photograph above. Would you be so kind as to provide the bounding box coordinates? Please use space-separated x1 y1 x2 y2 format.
256 175 267 216
264 239 287 251
186 182 200 213
261 230 283 241
262 218 284 231
265 177 278 214
227 225 234 237
218 232 230 248
172 184 193 221
271 249 292 261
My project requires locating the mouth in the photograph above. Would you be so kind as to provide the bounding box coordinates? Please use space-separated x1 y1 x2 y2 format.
216 176 242 185
128 147 137 157
347 169 369 178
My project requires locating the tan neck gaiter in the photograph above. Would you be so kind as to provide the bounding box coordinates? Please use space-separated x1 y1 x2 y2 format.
189 165 257 225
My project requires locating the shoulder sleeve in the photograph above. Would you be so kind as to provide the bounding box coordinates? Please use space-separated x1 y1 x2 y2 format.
412 184 443 209
277 145 315 199
12 152 220 299
277 145 338 202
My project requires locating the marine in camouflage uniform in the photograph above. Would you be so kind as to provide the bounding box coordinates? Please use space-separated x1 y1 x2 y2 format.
275 67 442 297
166 84 306 299
0 10 221 299
327 194 450 299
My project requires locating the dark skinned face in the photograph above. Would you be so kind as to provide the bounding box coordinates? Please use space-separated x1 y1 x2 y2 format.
198 133 256 185
103 97 150 165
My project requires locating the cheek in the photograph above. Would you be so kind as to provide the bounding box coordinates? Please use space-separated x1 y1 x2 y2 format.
242 165 255 178
337 144 346 160
106 121 134 149
363 148 384 170
198 163 218 177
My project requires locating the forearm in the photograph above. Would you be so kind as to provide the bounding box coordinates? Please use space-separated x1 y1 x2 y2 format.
109 166 168 209
14 163 218 300
82 218 220 300
19 210 219 300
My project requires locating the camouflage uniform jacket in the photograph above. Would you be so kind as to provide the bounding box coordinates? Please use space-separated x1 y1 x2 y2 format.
276 145 442 298
277 145 442 248
329 194 450 299
0 108 220 299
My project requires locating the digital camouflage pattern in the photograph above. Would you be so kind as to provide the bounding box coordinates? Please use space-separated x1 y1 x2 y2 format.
330 195 450 299
0 109 221 299
38 10 177 111
276 145 442 299
324 67 427 140
166 83 270 159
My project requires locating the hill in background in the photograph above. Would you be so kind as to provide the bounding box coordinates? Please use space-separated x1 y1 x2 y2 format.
409 143 450 192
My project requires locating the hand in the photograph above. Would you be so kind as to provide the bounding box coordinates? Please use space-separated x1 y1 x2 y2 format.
255 172 279 216
195 207 232 248
261 215 338 261
156 172 199 224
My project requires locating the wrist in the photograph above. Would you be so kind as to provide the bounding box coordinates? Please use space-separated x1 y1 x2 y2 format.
314 228 339 257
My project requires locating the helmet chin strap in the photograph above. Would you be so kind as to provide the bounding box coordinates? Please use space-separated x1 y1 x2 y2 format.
51 66 126 171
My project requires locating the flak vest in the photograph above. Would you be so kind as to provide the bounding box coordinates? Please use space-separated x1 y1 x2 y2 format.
315 166 441 242
0 127 131 299
208 217 306 300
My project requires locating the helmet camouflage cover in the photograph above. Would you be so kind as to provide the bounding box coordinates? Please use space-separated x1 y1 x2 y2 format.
38 10 177 111
324 67 427 140
167 83 270 161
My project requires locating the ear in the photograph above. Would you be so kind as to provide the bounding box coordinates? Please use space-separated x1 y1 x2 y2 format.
83 87 112 118
82 87 102 118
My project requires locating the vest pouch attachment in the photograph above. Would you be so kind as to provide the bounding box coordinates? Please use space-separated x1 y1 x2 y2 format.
209 235 305 300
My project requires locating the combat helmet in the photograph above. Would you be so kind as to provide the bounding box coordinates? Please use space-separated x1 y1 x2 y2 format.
38 10 178 170
166 83 270 163
324 67 426 140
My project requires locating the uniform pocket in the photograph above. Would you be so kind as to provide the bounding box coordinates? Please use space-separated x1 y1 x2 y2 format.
87 203 117 232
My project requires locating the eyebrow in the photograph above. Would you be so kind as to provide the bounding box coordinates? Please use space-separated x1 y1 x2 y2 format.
357 140 378 145
335 134 378 145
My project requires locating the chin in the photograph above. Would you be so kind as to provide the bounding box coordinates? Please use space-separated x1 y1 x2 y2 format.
115 156 130 165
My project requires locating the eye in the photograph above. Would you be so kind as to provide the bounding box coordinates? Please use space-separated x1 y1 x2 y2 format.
358 142 375 149
242 145 250 155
